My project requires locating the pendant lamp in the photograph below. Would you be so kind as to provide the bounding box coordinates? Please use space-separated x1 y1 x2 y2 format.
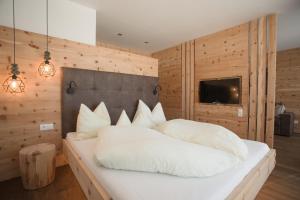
2 0 25 94
38 0 55 77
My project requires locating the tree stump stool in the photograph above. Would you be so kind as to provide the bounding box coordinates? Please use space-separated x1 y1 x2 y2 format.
19 143 56 190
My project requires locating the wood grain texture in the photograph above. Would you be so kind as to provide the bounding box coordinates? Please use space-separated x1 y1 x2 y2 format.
19 143 56 189
0 25 158 181
276 48 300 133
189 41 195 120
183 41 195 120
256 16 267 142
194 23 250 138
63 140 110 200
265 14 277 147
257 134 300 200
153 15 277 142
248 19 258 140
227 149 275 200
185 42 190 119
152 46 183 119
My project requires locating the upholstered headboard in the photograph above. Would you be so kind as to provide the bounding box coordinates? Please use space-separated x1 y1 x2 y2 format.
61 67 159 138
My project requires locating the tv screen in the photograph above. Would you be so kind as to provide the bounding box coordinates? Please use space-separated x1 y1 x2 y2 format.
199 77 241 104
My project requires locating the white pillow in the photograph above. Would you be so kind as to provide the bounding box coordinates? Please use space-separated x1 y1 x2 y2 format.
132 112 155 128
76 103 110 137
133 100 152 120
94 102 111 124
151 102 166 124
116 110 131 126
133 100 166 127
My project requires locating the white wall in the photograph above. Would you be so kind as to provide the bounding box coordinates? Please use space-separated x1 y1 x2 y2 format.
278 8 300 51
0 0 96 46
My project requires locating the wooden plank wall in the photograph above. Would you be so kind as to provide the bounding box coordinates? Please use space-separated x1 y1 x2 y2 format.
183 41 195 120
256 16 267 142
276 48 300 133
0 25 158 181
152 15 277 145
265 15 278 147
248 19 259 140
194 23 250 138
152 45 183 119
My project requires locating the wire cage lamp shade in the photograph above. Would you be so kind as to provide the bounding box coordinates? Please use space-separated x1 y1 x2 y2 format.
3 73 25 93
38 51 55 77
2 0 25 94
39 0 56 78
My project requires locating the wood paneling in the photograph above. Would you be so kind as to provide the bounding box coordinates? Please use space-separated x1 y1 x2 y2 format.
194 23 250 138
265 14 278 147
152 41 195 120
0 25 158 181
183 41 195 120
153 15 277 142
276 48 300 133
256 16 267 142
248 19 259 140
189 41 195 120
152 46 183 119
181 44 186 118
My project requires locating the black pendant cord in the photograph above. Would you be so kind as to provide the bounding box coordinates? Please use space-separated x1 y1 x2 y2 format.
11 0 19 78
44 0 50 62
46 0 48 52
13 0 15 65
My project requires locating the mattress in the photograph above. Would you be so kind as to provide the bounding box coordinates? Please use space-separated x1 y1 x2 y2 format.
66 133 270 200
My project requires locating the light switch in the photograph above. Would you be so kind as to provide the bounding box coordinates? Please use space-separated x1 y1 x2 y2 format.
40 123 55 131
238 108 243 117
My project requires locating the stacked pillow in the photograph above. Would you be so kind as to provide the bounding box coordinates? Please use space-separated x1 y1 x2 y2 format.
116 110 131 126
131 100 166 128
76 102 111 139
75 100 166 139
116 100 167 128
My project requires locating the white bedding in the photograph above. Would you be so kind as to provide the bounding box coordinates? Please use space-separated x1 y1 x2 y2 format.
154 119 248 160
95 126 240 177
66 133 270 200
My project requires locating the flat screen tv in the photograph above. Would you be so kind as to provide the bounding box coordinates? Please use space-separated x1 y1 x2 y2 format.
199 77 241 105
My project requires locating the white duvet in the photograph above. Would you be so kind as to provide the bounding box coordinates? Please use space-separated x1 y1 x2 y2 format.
95 126 240 177
154 119 248 160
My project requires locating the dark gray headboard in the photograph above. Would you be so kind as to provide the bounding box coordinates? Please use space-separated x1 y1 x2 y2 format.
61 67 159 138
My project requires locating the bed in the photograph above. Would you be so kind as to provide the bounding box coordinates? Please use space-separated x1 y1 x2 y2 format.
61 68 276 200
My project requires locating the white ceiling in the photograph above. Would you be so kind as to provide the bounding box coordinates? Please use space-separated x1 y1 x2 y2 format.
71 0 300 53
278 7 300 51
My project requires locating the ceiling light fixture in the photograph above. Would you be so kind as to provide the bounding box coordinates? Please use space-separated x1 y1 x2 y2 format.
38 0 55 77
2 0 25 94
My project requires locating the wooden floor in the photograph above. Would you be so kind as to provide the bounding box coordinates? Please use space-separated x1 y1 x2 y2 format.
0 165 86 200
0 134 299 200
256 133 300 200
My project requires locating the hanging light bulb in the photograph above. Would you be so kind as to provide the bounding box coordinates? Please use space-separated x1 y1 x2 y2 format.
38 0 55 77
2 0 25 94
38 51 55 77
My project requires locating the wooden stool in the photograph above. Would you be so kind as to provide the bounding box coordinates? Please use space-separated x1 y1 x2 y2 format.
19 143 56 190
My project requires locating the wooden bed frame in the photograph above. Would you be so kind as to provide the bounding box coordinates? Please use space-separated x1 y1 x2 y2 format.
61 69 276 200
63 139 276 200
